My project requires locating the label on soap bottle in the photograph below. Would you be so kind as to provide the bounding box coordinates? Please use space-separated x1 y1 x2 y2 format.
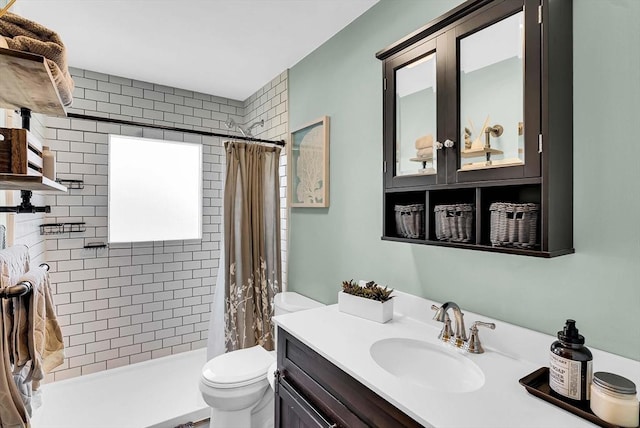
549 352 592 400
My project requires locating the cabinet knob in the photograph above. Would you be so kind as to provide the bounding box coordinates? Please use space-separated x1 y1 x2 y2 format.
435 141 444 150
444 139 455 148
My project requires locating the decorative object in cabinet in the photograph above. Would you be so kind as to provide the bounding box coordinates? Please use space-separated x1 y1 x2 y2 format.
377 0 573 257
39 222 86 235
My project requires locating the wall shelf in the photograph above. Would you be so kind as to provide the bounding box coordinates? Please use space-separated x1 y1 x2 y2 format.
0 174 67 192
0 47 67 117
40 222 86 235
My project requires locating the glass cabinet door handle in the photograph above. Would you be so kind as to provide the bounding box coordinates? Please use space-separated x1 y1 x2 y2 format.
435 141 444 150
444 139 455 148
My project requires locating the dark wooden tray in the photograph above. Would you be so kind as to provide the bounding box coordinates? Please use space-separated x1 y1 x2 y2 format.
519 367 638 428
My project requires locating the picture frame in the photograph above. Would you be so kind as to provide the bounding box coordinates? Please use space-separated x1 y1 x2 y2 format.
288 116 330 208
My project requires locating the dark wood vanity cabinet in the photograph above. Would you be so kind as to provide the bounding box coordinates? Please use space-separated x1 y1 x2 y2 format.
275 328 422 428
377 0 573 257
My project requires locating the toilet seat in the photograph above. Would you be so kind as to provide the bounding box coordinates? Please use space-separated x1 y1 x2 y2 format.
201 345 275 389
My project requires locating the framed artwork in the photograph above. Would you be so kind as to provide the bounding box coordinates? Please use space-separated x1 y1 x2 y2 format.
289 116 330 208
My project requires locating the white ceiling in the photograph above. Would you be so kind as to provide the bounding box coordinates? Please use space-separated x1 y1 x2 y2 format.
13 0 379 101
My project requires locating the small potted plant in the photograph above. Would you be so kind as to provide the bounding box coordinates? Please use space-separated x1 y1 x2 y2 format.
338 280 394 323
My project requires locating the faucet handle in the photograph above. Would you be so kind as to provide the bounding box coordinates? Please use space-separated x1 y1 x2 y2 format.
465 321 496 354
431 305 452 342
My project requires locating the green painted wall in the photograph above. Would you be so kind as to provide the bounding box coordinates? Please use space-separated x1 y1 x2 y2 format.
288 0 640 360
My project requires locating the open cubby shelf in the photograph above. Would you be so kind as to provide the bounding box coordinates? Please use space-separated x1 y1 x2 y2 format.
383 181 565 257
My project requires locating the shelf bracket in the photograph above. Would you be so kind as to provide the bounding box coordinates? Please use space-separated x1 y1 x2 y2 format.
20 108 31 131
0 190 51 214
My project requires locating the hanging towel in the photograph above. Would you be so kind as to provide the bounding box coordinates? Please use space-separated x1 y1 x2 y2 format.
18 265 64 388
0 246 30 290
0 12 74 106
0 302 30 427
0 246 30 428
0 245 30 370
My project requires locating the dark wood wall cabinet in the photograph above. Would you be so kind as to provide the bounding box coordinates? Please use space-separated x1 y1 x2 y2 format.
376 0 573 257
275 328 422 428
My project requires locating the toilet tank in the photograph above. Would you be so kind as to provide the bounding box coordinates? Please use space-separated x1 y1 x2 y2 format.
274 292 324 316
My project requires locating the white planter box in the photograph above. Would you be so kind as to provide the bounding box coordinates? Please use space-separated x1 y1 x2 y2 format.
338 291 393 323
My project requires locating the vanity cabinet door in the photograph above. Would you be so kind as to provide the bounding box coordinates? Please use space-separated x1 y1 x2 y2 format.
276 377 336 428
277 328 423 428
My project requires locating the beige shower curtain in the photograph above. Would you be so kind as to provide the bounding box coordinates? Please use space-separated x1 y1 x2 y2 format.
224 142 282 352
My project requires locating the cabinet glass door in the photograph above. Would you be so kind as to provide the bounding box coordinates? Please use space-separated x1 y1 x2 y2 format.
458 11 525 172
395 52 438 177
384 35 446 188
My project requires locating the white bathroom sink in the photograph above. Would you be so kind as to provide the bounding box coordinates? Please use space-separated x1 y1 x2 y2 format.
369 338 485 393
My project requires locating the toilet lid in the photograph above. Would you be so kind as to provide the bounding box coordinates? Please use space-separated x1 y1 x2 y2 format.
201 345 275 388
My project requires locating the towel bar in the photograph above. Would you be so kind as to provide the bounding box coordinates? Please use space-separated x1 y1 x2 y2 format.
0 263 49 299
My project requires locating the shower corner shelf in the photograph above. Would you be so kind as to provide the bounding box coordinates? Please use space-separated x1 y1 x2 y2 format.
56 178 84 189
83 242 107 250
40 222 86 235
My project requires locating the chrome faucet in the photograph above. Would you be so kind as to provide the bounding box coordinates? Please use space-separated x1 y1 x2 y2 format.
432 302 467 347
431 302 495 353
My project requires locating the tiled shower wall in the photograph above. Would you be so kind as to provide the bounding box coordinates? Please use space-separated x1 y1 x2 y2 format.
35 68 288 381
1 110 48 264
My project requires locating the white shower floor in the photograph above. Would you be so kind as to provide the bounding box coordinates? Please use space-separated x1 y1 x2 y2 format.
31 348 209 428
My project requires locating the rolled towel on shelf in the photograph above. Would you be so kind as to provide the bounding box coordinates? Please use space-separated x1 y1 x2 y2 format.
0 12 74 106
415 134 434 150
416 147 433 158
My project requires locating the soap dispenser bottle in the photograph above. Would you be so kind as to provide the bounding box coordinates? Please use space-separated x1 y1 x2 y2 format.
549 319 593 402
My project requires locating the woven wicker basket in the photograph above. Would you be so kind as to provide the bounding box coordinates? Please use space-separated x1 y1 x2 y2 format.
489 202 539 248
434 204 474 242
394 204 425 239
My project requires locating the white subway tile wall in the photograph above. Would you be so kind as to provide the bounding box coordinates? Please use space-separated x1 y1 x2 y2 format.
4 110 48 264
33 68 288 382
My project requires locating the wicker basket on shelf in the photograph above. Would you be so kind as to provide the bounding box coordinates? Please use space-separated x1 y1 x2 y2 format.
433 203 474 242
489 202 539 248
394 204 425 239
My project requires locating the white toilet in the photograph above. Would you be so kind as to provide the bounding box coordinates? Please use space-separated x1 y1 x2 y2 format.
199 292 324 428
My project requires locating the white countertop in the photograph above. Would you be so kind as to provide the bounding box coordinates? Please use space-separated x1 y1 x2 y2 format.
274 291 640 428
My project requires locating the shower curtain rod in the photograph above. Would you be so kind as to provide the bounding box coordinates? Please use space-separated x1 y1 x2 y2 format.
66 112 286 146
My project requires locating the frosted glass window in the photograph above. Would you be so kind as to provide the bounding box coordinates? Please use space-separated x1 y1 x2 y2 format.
108 135 202 243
